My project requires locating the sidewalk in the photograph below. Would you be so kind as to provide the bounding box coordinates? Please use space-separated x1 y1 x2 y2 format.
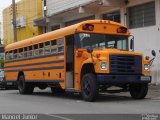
148 84 160 100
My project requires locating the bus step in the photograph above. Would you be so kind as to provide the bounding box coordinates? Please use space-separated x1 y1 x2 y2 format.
65 88 76 92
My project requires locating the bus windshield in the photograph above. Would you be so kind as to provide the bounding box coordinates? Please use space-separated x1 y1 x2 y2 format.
78 33 128 51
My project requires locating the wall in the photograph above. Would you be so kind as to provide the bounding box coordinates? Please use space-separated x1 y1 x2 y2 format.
46 0 95 16
130 26 160 84
127 0 160 84
3 0 43 46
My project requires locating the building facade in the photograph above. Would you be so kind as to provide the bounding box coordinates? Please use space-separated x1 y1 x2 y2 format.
3 0 43 46
34 0 160 84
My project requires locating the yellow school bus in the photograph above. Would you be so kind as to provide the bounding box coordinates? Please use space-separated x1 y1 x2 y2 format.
4 20 151 101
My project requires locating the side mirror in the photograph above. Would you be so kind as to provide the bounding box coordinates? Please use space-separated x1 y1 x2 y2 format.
129 35 134 51
151 50 156 57
130 38 134 51
87 47 93 54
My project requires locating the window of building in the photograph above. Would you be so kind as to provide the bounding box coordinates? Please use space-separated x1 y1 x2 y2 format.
51 40 57 54
51 25 60 31
45 41 50 55
39 43 44 56
44 27 47 33
44 0 46 6
103 11 121 23
128 2 155 29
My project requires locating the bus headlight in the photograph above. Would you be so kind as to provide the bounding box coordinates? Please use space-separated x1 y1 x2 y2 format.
100 62 107 70
144 64 150 71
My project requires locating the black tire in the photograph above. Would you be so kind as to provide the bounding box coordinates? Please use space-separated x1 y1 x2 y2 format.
4 86 9 90
81 73 99 102
18 75 34 94
129 83 148 99
38 85 47 90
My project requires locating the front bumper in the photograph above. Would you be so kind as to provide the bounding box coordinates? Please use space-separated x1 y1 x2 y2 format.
97 75 151 84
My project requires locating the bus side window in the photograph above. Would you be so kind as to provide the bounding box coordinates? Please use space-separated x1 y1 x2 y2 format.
45 41 50 55
9 51 13 61
18 48 23 59
34 44 39 57
24 47 28 58
51 40 57 54
13 49 17 60
58 38 64 53
5 52 9 61
39 43 44 56
28 46 33 58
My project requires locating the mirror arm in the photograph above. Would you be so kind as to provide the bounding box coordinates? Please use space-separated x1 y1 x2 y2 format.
149 57 155 66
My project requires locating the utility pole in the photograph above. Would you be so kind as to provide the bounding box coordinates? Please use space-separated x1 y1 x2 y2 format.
12 0 17 42
0 22 1 44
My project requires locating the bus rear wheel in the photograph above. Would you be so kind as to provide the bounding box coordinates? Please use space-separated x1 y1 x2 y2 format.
129 83 148 99
81 73 99 102
18 75 34 94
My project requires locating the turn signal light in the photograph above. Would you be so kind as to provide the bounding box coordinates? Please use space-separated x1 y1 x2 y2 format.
82 24 94 31
96 54 101 58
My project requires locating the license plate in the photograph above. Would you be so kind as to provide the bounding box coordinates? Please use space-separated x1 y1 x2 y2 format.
141 76 151 81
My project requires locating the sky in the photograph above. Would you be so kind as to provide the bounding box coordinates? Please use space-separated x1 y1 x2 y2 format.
0 0 20 38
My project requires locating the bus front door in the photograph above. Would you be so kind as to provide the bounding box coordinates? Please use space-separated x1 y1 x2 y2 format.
66 35 74 89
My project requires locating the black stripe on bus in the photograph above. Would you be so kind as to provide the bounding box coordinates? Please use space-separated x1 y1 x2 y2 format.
6 80 64 83
5 53 64 63
4 60 64 69
25 80 64 83
5 66 64 72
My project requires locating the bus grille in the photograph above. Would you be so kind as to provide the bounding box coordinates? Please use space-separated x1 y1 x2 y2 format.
109 54 142 75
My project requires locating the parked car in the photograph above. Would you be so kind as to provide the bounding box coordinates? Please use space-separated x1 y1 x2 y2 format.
0 69 17 90
0 69 5 89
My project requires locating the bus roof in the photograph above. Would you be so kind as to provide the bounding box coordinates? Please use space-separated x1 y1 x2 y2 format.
5 20 127 51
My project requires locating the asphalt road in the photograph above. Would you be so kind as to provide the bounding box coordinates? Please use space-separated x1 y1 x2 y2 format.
0 85 160 120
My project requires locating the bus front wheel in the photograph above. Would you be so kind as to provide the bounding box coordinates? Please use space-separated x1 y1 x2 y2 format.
18 75 34 94
129 83 148 99
81 73 99 102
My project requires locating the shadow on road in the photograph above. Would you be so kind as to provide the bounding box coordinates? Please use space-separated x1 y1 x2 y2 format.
30 91 139 102
3 85 159 102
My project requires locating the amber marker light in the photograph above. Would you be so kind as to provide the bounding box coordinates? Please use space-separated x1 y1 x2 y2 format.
117 27 127 33
145 56 150 60
89 25 94 31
